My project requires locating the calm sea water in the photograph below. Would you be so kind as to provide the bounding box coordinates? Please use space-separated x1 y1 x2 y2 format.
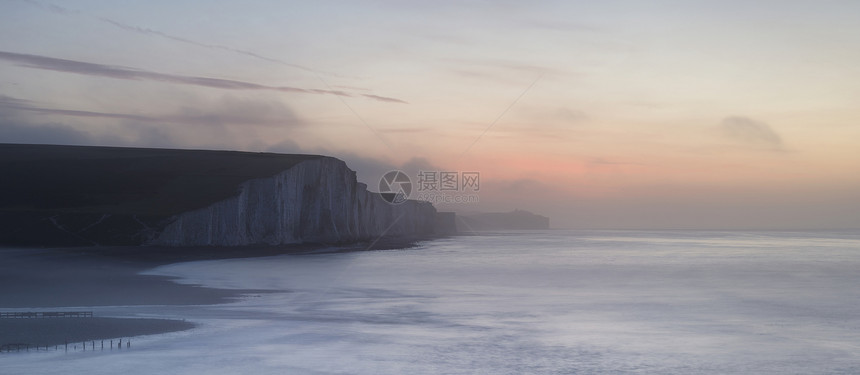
5 230 860 374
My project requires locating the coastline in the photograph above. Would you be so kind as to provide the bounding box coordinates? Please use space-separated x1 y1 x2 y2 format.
0 318 194 350
0 235 438 350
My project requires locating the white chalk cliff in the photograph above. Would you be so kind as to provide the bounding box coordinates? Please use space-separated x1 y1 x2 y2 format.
151 157 436 246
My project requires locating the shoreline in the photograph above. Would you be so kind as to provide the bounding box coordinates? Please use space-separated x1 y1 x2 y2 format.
0 235 441 350
0 317 194 350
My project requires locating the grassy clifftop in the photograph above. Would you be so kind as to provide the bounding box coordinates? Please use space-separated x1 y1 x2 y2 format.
0 144 323 246
0 144 322 216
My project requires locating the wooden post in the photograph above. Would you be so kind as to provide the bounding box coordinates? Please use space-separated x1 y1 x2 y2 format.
101 340 104 350
65 341 68 352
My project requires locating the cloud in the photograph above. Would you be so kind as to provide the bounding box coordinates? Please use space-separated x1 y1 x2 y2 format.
265 141 447 190
0 121 107 146
491 178 555 196
265 143 396 188
97 18 319 74
0 50 328 94
520 19 597 32
447 58 558 76
489 106 588 140
0 51 405 104
20 0 78 15
333 85 371 92
0 94 302 127
346 156 445 193
0 105 173 148
378 127 431 134
168 96 302 126
0 95 158 122
0 95 31 107
400 157 440 175
21 0 405 103
718 116 783 149
22 0 326 75
554 108 588 124
445 58 561 86
0 109 238 150
0 93 307 153
361 94 408 104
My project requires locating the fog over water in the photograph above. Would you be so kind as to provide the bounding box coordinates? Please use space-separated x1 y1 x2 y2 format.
4 230 860 374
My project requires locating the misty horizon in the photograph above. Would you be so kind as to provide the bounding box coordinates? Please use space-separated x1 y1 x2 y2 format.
3 3 860 373
2 1 859 230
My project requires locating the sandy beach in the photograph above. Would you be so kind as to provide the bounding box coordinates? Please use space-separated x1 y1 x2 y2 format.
0 318 195 349
0 236 432 349
0 246 241 348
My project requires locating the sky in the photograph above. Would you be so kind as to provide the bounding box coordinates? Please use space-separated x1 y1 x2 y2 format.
1 0 859 229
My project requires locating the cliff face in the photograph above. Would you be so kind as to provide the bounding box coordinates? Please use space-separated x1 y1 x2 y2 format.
0 144 436 247
153 157 436 246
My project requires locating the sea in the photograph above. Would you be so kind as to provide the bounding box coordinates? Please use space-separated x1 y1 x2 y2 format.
4 230 860 374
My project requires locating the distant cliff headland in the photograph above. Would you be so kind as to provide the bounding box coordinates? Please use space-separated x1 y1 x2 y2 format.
456 210 550 232
0 144 437 247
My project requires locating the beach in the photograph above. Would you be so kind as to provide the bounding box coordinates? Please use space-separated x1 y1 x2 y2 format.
0 318 194 350
2 231 860 373
0 236 432 349
0 246 234 348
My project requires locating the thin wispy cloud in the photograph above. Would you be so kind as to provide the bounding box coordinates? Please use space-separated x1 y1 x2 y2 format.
16 0 405 153
20 0 78 15
99 18 322 75
718 116 784 150
333 85 371 92
445 58 560 77
361 94 408 104
0 95 33 108
521 19 597 32
0 51 405 103
0 95 155 122
0 94 302 127
22 0 319 74
378 127 431 134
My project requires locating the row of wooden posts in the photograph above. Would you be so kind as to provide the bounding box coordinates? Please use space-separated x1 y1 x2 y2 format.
0 311 93 319
0 338 131 353
1 311 132 354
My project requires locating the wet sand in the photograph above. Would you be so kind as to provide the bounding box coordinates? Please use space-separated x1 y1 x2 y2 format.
0 318 194 349
0 236 434 348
